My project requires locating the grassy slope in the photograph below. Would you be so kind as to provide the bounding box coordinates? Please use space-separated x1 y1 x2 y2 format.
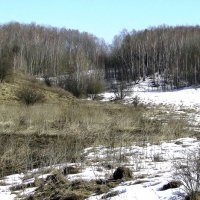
0 72 144 137
0 72 75 104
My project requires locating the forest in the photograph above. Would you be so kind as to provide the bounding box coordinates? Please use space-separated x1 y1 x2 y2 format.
1 22 200 94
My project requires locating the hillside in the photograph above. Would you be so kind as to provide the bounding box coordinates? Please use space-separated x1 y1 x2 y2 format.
0 72 75 104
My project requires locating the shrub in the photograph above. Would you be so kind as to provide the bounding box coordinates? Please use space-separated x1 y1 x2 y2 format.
185 192 200 200
132 95 140 107
16 85 45 105
86 77 105 100
44 76 52 87
161 181 182 191
111 81 128 100
59 76 84 97
153 153 163 162
174 149 200 200
113 167 132 180
59 74 104 99
63 166 80 175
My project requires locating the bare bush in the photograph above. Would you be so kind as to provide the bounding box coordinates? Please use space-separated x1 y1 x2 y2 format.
59 76 85 97
86 77 105 100
16 85 45 105
174 149 200 200
59 72 105 99
113 167 132 180
132 95 140 107
44 76 52 87
111 81 128 100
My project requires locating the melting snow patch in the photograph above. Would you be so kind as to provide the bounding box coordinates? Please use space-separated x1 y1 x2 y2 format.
0 137 199 200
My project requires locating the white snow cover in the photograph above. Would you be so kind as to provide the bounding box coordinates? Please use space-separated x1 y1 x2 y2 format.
102 78 200 110
85 137 199 200
1 137 199 200
0 174 23 200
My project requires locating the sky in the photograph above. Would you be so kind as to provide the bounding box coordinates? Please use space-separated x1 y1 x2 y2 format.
0 0 200 43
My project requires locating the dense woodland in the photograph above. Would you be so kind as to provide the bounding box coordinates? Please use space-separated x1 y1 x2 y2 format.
1 22 200 93
107 26 200 88
0 22 107 75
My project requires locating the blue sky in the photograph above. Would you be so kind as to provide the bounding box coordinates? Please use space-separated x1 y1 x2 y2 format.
0 0 200 43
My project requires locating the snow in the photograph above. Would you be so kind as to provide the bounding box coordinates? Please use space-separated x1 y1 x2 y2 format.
88 184 160 200
102 78 200 111
129 87 200 109
68 166 106 181
0 193 16 200
101 78 200 127
0 174 23 200
0 137 199 200
85 137 199 200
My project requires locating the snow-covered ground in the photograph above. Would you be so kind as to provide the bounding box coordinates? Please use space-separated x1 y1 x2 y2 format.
0 137 199 200
85 137 199 200
102 78 200 128
102 78 200 111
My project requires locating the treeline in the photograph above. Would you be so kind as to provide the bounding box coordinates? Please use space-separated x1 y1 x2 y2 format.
0 22 107 76
0 22 107 96
1 23 200 93
106 26 200 89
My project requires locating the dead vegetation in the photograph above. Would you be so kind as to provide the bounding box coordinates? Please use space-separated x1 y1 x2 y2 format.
18 170 119 200
174 149 200 200
0 72 195 179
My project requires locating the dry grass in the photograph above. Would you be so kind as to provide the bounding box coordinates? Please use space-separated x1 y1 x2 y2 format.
0 101 145 137
0 71 195 177
0 71 75 104
0 100 193 177
15 170 119 200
